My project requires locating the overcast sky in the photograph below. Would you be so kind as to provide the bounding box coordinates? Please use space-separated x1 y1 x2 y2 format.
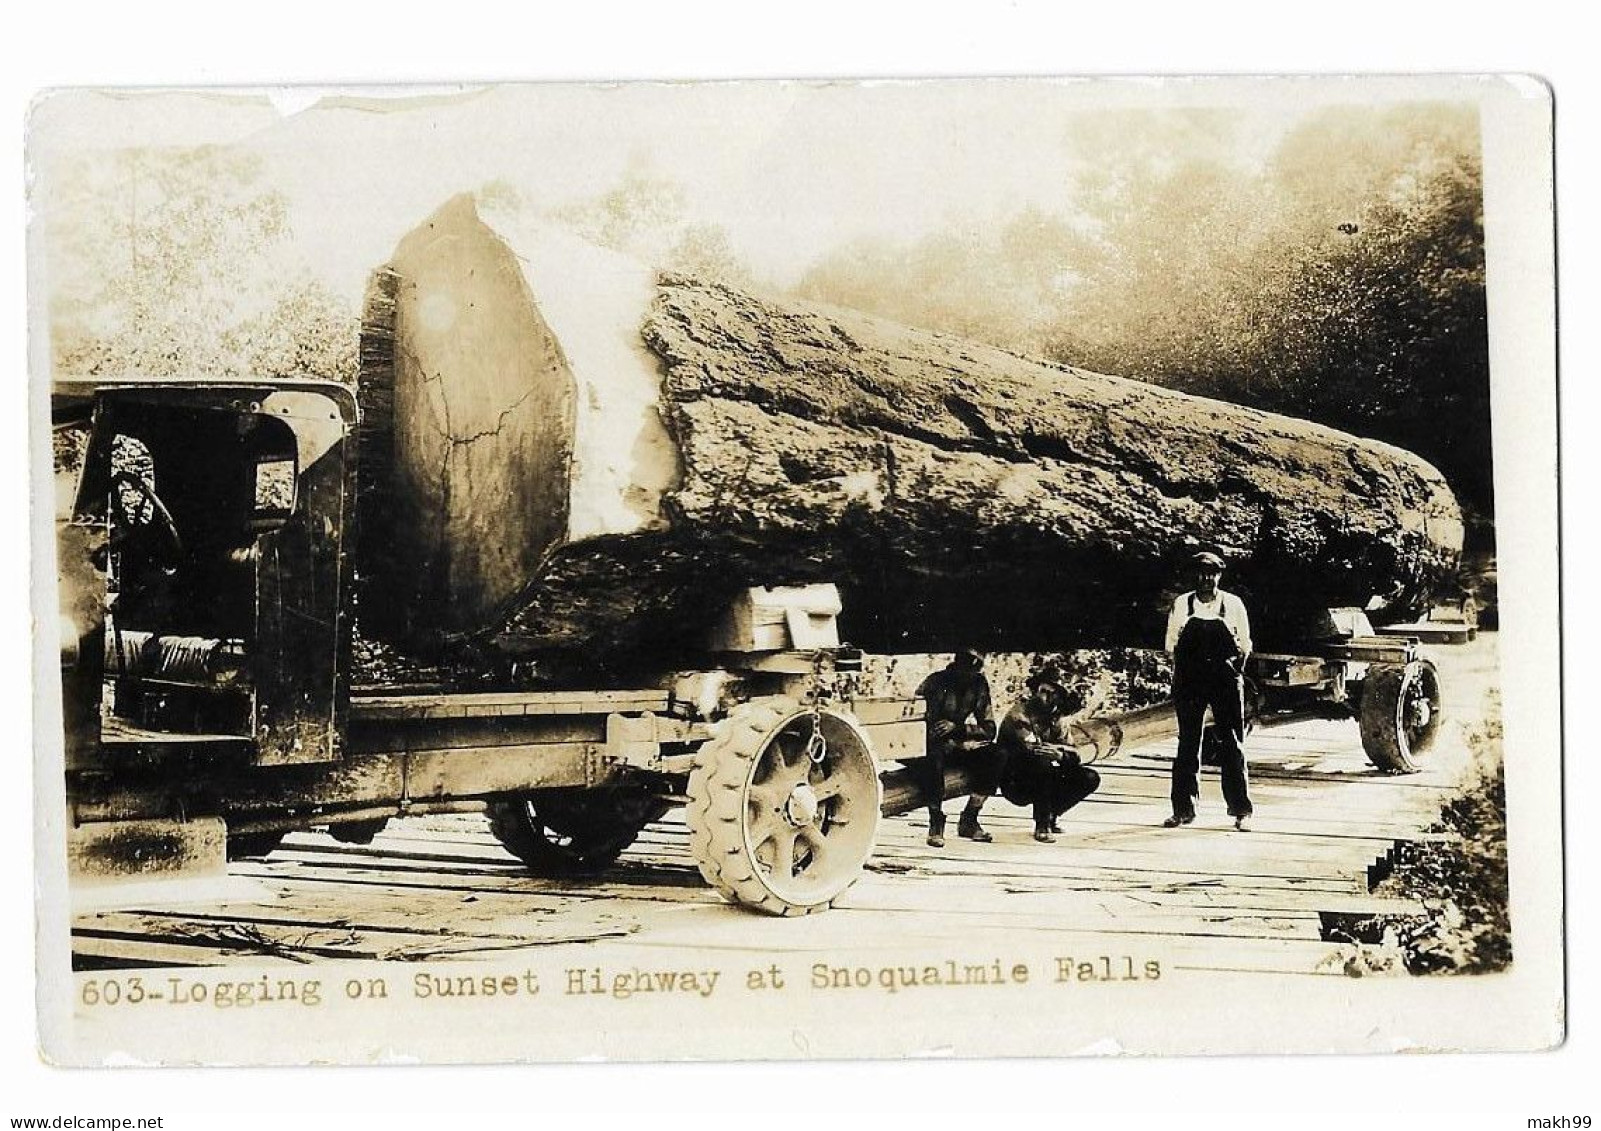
29 76 1490 301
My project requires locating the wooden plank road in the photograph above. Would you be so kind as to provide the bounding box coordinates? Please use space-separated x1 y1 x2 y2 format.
71 636 1498 978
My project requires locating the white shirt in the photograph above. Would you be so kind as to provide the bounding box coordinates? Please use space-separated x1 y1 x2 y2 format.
1165 589 1252 657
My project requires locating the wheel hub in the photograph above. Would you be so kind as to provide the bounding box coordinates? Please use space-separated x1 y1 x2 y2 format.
1407 696 1433 730
784 783 821 828
689 703 881 912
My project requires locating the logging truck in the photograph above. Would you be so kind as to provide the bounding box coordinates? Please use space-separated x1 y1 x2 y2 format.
53 375 1445 916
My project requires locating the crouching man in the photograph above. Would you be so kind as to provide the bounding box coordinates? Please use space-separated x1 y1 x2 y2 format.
997 665 1101 843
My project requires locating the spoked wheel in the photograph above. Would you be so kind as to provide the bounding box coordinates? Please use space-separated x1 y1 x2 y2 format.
1358 659 1444 773
688 699 880 916
487 787 668 877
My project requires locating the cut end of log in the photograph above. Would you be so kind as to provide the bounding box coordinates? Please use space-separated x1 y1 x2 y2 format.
472 200 681 542
358 194 685 641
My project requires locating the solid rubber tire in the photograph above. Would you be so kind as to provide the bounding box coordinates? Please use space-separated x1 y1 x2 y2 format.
1358 660 1443 773
686 698 879 917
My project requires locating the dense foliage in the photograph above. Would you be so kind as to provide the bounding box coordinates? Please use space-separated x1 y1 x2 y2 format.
547 167 754 286
46 147 357 384
799 106 1494 535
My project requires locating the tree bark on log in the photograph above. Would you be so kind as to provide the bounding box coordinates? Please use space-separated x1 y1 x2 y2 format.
357 195 1462 675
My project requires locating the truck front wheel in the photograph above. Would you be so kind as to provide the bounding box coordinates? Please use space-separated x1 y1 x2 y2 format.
687 699 880 916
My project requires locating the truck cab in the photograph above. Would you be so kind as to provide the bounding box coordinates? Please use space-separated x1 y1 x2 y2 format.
55 379 358 774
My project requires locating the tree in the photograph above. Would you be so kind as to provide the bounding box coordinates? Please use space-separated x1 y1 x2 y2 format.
223 279 358 383
665 222 752 287
548 164 752 285
1064 107 1491 527
797 209 1091 355
45 145 356 383
793 105 1493 531
1260 141 1490 521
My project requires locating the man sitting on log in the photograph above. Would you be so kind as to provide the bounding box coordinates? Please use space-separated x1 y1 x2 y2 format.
1163 550 1254 832
997 665 1102 843
915 649 1000 847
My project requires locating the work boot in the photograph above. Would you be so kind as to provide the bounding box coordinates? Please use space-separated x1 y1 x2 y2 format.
1033 826 1057 843
957 804 993 843
927 812 947 848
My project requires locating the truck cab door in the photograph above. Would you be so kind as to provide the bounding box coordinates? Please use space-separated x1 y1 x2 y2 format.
247 389 357 765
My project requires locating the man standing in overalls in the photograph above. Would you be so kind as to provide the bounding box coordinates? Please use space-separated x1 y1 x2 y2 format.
1163 551 1254 831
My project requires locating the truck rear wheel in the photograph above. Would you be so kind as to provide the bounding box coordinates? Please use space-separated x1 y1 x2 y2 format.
487 788 666 877
1358 660 1443 773
688 699 880 916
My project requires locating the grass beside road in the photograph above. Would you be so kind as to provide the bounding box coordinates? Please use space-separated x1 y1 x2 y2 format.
1333 692 1511 974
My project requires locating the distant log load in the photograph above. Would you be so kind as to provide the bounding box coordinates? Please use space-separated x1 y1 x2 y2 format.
357 194 1462 671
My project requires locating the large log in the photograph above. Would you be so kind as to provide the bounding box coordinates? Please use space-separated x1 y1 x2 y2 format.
357 194 1462 673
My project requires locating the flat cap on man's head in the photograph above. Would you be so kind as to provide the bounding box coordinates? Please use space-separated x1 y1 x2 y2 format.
1191 551 1226 570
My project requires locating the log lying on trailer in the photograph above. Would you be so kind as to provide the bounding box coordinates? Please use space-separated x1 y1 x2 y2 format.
357 193 1462 673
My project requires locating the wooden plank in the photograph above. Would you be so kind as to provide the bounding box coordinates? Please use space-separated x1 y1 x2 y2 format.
79 909 632 961
72 933 299 969
351 688 670 721
264 837 532 870
870 852 1370 890
184 878 601 927
258 855 712 900
817 889 1329 937
873 819 1396 867
346 715 610 754
403 744 597 797
1374 620 1475 644
848 697 924 725
618 913 1383 977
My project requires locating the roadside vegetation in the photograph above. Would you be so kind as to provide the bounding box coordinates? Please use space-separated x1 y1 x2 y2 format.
1333 692 1511 974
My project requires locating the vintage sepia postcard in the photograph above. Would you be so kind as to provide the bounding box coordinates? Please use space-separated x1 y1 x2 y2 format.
28 75 1560 1066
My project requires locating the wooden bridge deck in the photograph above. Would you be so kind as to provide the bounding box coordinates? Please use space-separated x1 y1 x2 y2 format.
71 637 1498 980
